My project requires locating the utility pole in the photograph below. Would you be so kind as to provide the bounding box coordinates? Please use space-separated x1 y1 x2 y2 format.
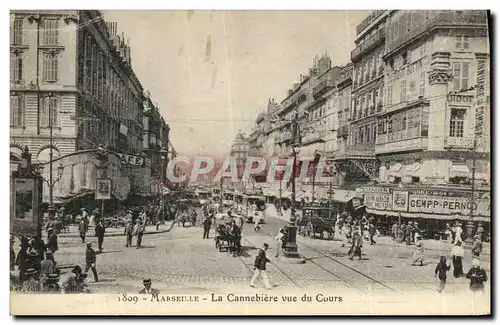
48 93 54 212
466 136 478 242
328 163 334 219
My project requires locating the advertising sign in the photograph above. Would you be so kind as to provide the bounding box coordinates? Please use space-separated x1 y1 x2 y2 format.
10 177 42 237
475 55 488 136
392 190 409 211
96 179 111 200
362 187 392 211
406 188 490 217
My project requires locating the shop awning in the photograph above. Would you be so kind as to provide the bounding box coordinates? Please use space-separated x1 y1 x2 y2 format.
365 208 490 222
450 164 470 178
402 162 421 177
389 163 403 177
262 188 276 197
332 189 358 203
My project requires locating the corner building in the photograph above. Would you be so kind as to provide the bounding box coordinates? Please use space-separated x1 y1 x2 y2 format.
364 10 490 231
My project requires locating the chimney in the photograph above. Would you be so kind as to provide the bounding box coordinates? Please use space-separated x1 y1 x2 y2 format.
288 89 293 96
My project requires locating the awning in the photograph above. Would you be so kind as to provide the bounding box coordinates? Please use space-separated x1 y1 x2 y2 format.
262 189 276 197
402 162 421 177
365 208 490 222
332 189 358 203
389 163 403 177
450 164 470 178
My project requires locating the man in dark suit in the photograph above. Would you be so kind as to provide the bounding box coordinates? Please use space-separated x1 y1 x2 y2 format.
203 216 212 239
139 279 159 294
250 243 272 289
84 242 98 282
95 221 105 253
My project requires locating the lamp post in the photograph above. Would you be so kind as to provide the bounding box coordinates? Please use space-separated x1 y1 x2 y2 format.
160 146 167 224
327 163 335 219
44 92 59 214
284 144 301 259
41 160 65 215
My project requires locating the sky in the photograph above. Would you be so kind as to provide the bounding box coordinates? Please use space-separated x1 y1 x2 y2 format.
103 10 369 157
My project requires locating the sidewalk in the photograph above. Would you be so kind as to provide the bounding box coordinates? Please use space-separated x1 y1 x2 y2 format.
58 220 176 238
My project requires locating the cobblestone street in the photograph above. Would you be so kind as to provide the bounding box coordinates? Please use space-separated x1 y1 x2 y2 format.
55 215 490 299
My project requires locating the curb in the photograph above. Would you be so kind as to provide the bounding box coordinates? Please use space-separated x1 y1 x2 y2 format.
58 221 177 238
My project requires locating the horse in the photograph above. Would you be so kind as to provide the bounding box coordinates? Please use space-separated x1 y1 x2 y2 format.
178 212 188 228
189 212 197 227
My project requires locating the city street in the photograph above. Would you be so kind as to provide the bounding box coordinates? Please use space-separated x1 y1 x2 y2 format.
55 211 490 298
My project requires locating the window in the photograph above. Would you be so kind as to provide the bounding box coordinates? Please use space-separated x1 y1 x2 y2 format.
411 176 420 184
452 62 470 91
409 81 416 98
393 20 399 40
449 109 466 137
387 83 393 105
456 35 469 50
10 95 24 126
11 18 23 45
43 52 58 82
10 52 23 82
359 127 365 144
419 71 425 96
40 96 59 127
43 19 59 45
400 80 407 102
366 125 371 143
81 163 88 187
373 124 377 142
394 177 402 184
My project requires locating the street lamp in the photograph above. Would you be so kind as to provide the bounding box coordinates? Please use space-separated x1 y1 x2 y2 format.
160 146 168 224
283 144 301 259
40 160 65 215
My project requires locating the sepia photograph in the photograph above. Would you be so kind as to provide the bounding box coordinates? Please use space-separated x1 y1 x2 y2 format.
8 8 491 316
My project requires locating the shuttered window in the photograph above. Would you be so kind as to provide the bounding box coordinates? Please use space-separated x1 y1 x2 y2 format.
43 53 58 82
40 96 59 127
43 19 59 45
10 95 24 126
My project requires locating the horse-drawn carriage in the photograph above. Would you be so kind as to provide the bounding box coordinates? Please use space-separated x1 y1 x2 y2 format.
298 205 337 240
214 224 242 257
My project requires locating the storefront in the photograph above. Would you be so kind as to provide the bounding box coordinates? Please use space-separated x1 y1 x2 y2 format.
361 185 491 235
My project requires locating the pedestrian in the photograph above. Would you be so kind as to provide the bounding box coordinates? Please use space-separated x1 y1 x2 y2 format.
348 232 363 260
78 217 88 243
411 234 424 266
95 220 105 253
369 223 376 245
275 228 285 258
21 268 40 292
250 243 272 289
444 223 453 242
46 228 59 253
134 220 145 249
405 221 413 245
10 236 16 271
39 251 55 289
434 256 450 293
391 222 398 241
471 235 483 257
254 211 261 232
476 223 484 241
450 241 465 278
124 219 134 247
465 258 488 294
203 215 212 239
139 279 159 294
454 222 463 245
84 242 98 282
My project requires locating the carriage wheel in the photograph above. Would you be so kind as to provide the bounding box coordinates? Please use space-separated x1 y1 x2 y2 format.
306 222 314 238
320 231 324 239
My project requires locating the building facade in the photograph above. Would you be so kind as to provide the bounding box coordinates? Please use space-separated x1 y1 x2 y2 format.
10 10 171 206
363 10 491 224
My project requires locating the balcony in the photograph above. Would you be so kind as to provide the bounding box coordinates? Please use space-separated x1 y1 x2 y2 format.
351 28 386 61
297 89 308 103
302 131 326 145
444 137 474 149
313 79 335 99
336 70 352 87
375 137 429 154
386 10 488 56
334 144 376 160
447 94 474 104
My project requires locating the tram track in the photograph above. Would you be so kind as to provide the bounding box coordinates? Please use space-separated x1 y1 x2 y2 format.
260 223 402 294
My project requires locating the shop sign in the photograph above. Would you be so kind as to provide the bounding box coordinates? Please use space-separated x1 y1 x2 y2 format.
475 57 488 136
407 188 490 217
116 153 145 167
362 187 392 211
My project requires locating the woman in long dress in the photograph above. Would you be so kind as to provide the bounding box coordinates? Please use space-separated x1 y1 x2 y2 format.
450 241 465 278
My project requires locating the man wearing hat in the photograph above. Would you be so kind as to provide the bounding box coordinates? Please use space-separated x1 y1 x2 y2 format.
84 242 98 282
124 219 134 247
250 243 272 289
139 279 159 294
95 219 106 253
465 258 488 293
472 235 483 257
22 268 40 292
78 212 89 243
133 219 145 249
47 228 59 253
